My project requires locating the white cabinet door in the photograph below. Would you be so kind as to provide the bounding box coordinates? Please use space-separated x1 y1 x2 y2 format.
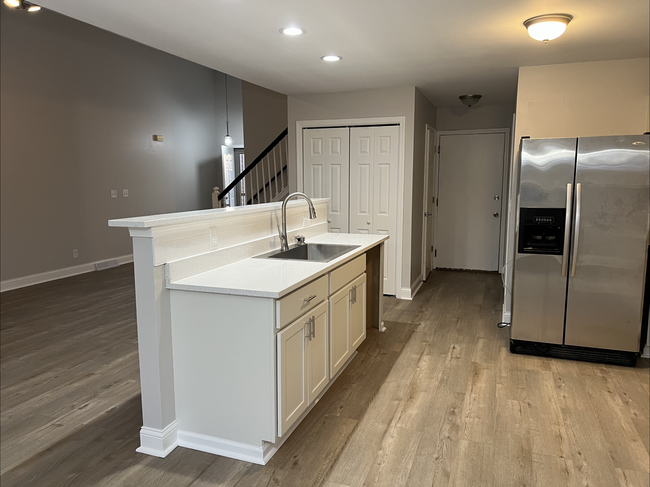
329 285 351 378
277 314 310 436
308 301 329 403
303 128 350 233
349 273 366 351
350 126 399 295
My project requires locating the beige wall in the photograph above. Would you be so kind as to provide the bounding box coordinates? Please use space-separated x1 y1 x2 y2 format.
288 87 418 294
437 103 514 131
242 82 288 163
503 57 650 318
412 89 438 284
0 8 243 282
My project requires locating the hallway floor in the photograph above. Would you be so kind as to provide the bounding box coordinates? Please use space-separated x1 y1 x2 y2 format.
1 266 648 486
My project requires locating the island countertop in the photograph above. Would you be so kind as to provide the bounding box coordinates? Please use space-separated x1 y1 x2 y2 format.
165 233 387 299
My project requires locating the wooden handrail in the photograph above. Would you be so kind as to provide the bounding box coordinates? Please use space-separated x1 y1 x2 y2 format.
218 128 288 201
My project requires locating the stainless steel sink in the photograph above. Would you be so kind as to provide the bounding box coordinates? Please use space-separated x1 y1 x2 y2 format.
255 243 360 262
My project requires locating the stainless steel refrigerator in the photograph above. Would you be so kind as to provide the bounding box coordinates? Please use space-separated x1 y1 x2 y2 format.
511 134 649 366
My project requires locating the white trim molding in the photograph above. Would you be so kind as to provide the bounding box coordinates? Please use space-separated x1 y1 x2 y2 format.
642 345 650 359
177 430 270 465
401 274 424 301
502 310 511 325
296 116 407 299
136 421 179 458
0 254 134 292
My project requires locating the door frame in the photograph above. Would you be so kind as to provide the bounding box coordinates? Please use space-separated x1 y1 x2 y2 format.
422 124 437 281
296 117 407 299
434 128 511 271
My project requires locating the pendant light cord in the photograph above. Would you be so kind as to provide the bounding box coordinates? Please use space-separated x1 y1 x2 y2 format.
224 73 230 136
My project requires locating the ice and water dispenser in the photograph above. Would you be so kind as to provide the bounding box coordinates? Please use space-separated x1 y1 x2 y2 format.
517 208 566 255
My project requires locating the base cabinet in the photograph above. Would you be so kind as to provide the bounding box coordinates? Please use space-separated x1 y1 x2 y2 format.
350 273 367 350
277 300 329 436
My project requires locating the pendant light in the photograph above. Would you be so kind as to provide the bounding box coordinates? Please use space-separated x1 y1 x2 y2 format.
223 73 233 147
524 14 573 43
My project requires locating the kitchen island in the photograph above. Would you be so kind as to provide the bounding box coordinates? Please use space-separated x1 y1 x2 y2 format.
109 198 388 463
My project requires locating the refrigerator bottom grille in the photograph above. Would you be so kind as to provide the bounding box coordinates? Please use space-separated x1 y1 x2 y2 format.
510 340 638 367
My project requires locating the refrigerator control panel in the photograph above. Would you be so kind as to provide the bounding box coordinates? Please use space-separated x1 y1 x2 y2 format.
518 208 566 255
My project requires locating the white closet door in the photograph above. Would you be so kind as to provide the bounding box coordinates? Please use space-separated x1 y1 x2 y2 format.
350 126 399 296
303 128 350 233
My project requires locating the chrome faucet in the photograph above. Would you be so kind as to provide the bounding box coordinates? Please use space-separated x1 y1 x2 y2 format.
280 192 317 251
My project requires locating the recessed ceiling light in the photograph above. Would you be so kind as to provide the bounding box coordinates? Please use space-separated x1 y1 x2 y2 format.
524 14 573 42
280 27 305 36
4 0 20 6
321 55 342 62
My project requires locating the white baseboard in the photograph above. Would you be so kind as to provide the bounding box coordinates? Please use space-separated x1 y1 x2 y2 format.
502 310 511 325
136 421 178 458
400 274 424 301
178 431 268 464
642 345 649 359
0 254 133 292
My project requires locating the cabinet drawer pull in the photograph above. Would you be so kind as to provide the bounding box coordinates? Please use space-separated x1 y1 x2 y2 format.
350 285 357 304
304 294 317 303
305 319 312 341
310 316 316 339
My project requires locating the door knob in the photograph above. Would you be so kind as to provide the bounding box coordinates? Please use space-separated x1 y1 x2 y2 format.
494 195 500 201
367 221 371 225
327 219 331 223
493 212 499 217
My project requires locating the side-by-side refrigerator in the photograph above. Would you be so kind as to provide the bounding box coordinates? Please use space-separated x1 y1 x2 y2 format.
511 134 649 366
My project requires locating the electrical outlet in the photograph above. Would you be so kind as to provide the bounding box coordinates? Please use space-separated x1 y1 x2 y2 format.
122 189 129 197
73 249 79 258
111 190 118 198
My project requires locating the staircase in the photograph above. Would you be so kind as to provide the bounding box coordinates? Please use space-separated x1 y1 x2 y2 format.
218 128 289 207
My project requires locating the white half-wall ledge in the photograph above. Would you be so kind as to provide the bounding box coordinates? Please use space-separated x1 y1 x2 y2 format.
0 254 134 292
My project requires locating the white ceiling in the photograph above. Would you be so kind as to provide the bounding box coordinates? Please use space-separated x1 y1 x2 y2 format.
35 0 649 107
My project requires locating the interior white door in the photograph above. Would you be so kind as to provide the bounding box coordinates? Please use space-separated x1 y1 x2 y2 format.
423 127 436 279
350 126 399 295
436 133 506 271
303 128 350 233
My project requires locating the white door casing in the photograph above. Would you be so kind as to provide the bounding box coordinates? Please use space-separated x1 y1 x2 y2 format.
422 125 436 280
303 128 350 233
435 131 507 271
350 126 399 295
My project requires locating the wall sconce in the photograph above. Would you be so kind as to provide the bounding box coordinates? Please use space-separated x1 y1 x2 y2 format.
524 14 573 43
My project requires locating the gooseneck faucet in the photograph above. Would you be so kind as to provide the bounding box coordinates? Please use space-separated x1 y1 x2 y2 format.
280 192 317 251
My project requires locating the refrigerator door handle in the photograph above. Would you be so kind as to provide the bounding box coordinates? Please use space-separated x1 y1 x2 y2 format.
562 183 573 277
570 183 582 277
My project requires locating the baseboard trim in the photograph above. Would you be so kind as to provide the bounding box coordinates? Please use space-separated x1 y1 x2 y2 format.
1 254 133 292
642 345 650 359
502 310 511 325
178 431 268 465
400 274 424 301
136 421 178 458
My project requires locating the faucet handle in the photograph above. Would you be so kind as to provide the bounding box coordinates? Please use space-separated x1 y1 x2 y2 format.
295 235 306 245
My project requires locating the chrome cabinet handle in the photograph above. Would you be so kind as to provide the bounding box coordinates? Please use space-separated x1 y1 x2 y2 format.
562 183 572 277
310 316 315 339
304 294 317 303
305 321 311 341
571 183 582 278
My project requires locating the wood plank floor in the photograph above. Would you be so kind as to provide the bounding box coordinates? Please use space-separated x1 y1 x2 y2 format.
1 265 648 486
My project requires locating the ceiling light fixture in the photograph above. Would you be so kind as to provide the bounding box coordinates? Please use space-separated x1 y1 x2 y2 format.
280 27 305 36
524 14 573 42
321 55 342 62
4 0 41 11
459 94 482 107
223 73 233 147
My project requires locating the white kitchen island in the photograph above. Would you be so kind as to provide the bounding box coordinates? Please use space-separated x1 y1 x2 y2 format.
109 198 387 464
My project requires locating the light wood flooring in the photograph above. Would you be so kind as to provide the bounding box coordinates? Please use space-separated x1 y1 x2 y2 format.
1 265 648 486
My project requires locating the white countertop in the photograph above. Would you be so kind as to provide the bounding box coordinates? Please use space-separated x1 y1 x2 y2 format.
167 233 387 299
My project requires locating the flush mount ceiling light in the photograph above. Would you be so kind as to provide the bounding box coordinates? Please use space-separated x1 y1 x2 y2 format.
524 14 573 42
459 94 482 107
4 0 41 11
321 55 342 62
280 26 305 36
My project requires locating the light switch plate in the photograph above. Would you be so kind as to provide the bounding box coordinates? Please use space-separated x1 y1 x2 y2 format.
111 190 118 198
122 189 129 197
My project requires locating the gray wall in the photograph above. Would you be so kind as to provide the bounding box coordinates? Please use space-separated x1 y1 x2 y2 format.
436 103 514 131
0 7 243 282
242 82 287 163
412 89 437 283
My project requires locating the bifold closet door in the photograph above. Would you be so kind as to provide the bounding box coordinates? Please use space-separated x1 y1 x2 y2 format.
350 126 399 295
303 128 350 233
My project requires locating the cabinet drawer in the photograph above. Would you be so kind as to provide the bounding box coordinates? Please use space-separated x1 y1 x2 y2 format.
277 275 328 329
329 254 366 295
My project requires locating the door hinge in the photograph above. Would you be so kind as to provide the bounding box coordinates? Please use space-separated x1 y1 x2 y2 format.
435 249 437 257
431 246 434 252
437 145 440 154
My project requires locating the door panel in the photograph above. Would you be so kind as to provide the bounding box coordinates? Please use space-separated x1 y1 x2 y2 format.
308 302 329 403
303 128 350 232
350 128 374 235
277 315 308 436
424 128 436 277
436 133 506 271
329 285 350 378
564 135 650 351
350 274 367 350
